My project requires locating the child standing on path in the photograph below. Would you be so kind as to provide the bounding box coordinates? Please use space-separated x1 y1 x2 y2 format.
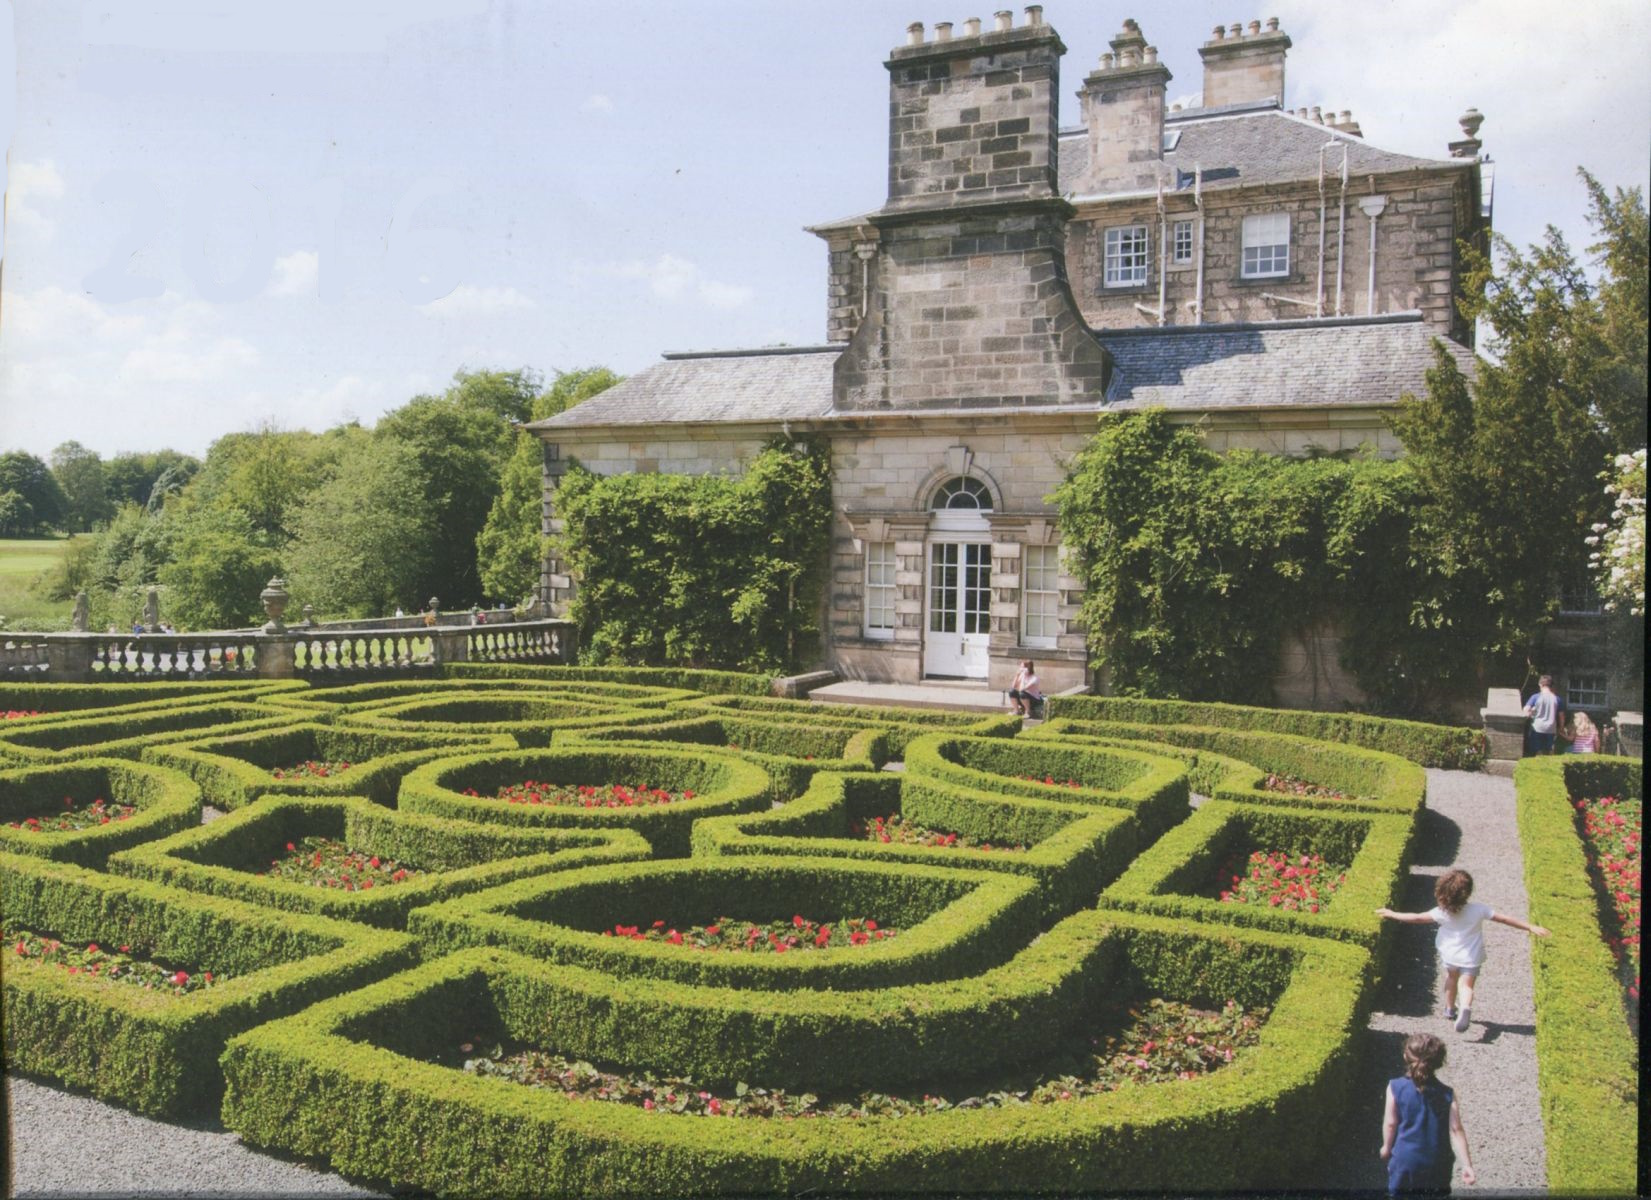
1377 869 1550 1032
1380 1033 1476 1194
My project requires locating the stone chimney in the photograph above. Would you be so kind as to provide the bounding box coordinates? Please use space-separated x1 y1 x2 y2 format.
1198 17 1290 108
883 9 1063 210
1075 18 1173 193
834 10 1110 412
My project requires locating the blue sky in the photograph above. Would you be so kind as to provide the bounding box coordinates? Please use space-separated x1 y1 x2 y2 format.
2 1 1648 459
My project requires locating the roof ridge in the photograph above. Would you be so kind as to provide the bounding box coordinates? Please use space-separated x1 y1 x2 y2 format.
1098 311 1427 338
660 344 846 361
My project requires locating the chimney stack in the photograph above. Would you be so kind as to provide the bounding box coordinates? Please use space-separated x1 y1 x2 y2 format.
1198 16 1290 108
1076 18 1173 193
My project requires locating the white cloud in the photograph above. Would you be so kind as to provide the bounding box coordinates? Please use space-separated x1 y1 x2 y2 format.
121 335 260 384
579 93 614 114
416 284 537 318
603 254 755 310
5 161 65 240
2 285 146 344
266 250 320 297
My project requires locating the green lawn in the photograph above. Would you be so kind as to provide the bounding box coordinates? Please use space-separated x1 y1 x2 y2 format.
0 537 75 630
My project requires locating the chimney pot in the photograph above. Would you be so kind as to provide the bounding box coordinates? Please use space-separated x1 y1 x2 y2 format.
1310 105 1322 123
1024 5 1043 27
1228 23 1242 38
935 20 953 40
994 10 1013 32
1247 19 1261 35
1339 110 1351 124
907 21 925 45
963 16 981 36
1144 45 1158 63
1212 24 1226 40
1266 16 1279 31
1100 51 1115 68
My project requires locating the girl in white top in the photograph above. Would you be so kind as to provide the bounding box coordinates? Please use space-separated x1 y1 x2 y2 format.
1376 869 1549 1034
1007 660 1043 718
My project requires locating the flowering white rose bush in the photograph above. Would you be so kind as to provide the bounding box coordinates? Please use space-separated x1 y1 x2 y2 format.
1588 448 1646 616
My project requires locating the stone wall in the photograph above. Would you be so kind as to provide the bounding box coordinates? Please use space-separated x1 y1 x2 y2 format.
1069 171 1472 339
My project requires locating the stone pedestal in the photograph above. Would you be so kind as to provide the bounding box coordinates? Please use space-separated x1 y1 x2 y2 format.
1613 711 1642 759
1481 687 1527 762
257 636 297 680
431 629 470 666
46 636 95 682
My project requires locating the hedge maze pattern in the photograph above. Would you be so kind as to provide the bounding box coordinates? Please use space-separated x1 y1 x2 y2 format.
2 670 1519 1194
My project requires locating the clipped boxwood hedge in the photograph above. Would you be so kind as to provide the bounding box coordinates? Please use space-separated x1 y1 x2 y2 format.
141 723 518 810
0 851 416 1117
333 691 664 748
407 855 1042 990
0 702 300 764
220 909 1370 1196
0 758 204 868
108 795 653 929
1101 800 1415 949
1513 755 1640 1195
904 732 1191 842
669 694 1021 755
397 745 774 857
0 679 306 720
445 661 774 696
695 769 1141 921
289 676 701 710
1046 694 1483 770
1030 718 1427 816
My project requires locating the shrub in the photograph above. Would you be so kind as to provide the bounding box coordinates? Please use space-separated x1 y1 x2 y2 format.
0 758 203 868
334 692 665 748
0 679 305 718
0 702 299 764
397 745 774 857
1513 755 1640 1195
406 855 1042 990
220 909 1371 1195
671 694 1019 756
109 796 652 929
446 661 773 697
1045 694 1482 770
1 852 416 1116
141 723 518 810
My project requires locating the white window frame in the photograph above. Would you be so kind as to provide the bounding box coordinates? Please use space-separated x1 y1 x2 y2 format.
863 541 896 640
1021 543 1059 648
1241 212 1291 279
1103 224 1149 288
1171 218 1195 265
1565 673 1608 709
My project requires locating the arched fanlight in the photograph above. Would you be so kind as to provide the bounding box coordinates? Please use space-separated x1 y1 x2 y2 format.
931 477 993 511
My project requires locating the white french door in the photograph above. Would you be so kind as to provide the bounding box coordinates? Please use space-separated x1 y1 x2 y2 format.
924 541 991 678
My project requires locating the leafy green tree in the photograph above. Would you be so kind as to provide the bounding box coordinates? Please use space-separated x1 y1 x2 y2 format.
104 450 200 510
50 441 113 532
157 505 283 630
477 367 619 604
444 368 543 425
0 451 68 536
284 436 431 617
188 424 341 539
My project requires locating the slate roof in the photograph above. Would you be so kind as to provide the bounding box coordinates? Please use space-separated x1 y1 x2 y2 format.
1101 312 1478 409
1059 103 1470 198
530 346 841 431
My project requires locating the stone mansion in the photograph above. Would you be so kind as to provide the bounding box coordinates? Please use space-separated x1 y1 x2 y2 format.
531 10 1490 704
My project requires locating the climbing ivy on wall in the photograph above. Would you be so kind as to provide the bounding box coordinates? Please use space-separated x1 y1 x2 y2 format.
553 439 832 674
1054 410 1477 718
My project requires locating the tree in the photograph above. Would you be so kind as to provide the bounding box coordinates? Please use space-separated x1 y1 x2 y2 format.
284 436 431 617
50 441 113 532
477 367 620 603
157 505 283 630
1389 172 1647 671
1590 449 1646 615
188 424 340 539
104 450 201 510
444 368 543 425
0 451 68 536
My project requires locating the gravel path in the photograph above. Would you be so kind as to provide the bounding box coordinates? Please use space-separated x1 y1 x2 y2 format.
1325 768 1548 1194
4 1074 381 1198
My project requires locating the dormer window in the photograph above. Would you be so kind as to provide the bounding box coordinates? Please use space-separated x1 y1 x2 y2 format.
1104 225 1150 287
1241 212 1291 278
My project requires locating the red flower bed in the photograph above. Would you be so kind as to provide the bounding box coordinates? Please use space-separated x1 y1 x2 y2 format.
6 795 139 833
1261 773 1353 801
6 925 224 994
849 813 1025 853
1018 774 1083 789
1214 850 1346 913
271 760 353 780
264 836 422 890
601 915 895 953
453 996 1265 1117
1575 794 1641 1002
462 781 693 809
3 709 43 720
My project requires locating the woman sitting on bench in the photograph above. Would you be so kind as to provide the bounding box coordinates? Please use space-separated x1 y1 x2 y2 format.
1008 660 1044 718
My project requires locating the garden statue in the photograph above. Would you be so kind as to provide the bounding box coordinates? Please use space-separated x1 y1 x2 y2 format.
143 587 160 632
70 591 90 632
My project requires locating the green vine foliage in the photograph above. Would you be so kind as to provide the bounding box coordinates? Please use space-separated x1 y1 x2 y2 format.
553 439 832 674
1054 411 1466 717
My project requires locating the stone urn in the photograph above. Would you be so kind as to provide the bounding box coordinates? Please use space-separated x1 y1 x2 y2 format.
260 577 291 634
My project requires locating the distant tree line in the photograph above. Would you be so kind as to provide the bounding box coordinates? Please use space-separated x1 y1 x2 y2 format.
5 367 617 631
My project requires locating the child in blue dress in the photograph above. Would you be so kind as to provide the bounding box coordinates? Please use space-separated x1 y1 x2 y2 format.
1380 1033 1476 1194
